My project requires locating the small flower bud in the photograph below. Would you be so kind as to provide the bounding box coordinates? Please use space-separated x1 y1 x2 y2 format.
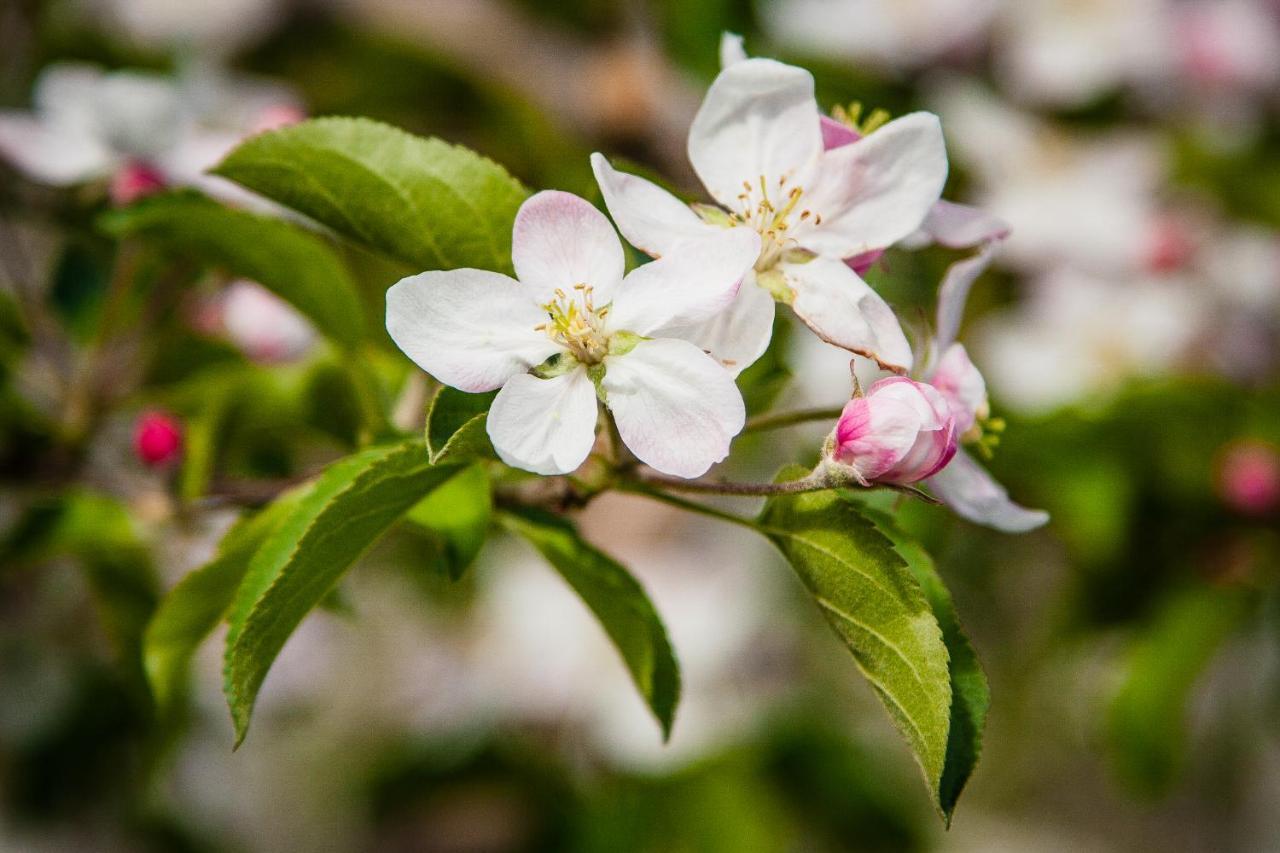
830 377 957 486
134 410 183 467
1216 440 1280 516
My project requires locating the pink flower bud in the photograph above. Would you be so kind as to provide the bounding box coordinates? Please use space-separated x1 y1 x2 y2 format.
929 343 988 435
1216 440 1280 516
134 410 183 467
831 377 957 486
110 161 167 206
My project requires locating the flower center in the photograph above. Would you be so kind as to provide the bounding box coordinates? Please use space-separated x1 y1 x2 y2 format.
536 284 611 365
728 175 818 272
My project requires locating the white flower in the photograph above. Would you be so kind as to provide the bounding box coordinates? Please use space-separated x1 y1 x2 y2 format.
0 62 302 209
762 0 1000 70
591 44 948 376
386 190 760 478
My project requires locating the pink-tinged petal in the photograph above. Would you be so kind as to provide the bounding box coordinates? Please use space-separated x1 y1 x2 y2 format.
929 343 987 433
109 161 167 205
917 200 1010 249
0 113 113 185
603 339 745 478
720 31 749 67
844 248 884 276
512 190 625 303
590 153 715 258
674 271 777 377
609 228 760 336
783 255 913 373
797 112 948 258
488 368 599 475
933 244 997 357
928 449 1049 532
222 280 316 363
820 114 861 150
385 269 559 392
833 377 955 485
688 58 823 209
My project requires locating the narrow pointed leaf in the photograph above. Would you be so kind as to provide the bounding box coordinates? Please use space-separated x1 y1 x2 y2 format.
758 467 952 819
224 439 459 744
498 508 681 739
847 497 990 824
424 386 497 464
211 117 529 273
101 191 365 348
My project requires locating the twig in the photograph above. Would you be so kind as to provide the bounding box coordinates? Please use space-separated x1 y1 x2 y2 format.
743 406 843 433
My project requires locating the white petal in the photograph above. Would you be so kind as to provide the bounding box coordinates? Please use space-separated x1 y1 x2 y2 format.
928 449 1049 533
33 63 105 137
933 244 997 359
674 271 777 377
720 31 749 67
488 369 599 475
916 200 1010 249
797 112 949 257
95 70 183 159
688 58 823 209
512 190 625 302
590 153 716 258
385 269 558 392
608 228 760 336
0 113 113 185
784 255 914 373
603 339 745 478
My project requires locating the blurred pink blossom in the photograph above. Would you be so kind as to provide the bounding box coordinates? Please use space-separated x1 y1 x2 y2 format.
134 410 183 467
1216 440 1280 516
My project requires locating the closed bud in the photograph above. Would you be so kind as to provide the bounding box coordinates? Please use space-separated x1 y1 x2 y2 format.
829 377 957 486
134 410 183 467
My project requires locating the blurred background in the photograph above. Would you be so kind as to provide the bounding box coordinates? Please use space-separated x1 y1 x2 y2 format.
2 0 1279 850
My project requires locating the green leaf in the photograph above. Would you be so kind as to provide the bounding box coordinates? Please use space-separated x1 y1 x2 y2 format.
223 439 459 744
102 191 365 348
405 463 492 581
424 385 497 464
498 507 681 739
211 117 529 273
1107 584 1252 796
847 496 989 824
758 468 952 820
143 491 304 714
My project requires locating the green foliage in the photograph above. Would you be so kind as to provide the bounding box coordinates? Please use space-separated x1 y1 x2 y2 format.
212 117 529 273
758 469 955 821
498 507 682 739
850 497 990 824
1107 583 1253 795
143 491 305 714
405 463 493 581
101 191 366 348
223 439 460 744
424 385 497 464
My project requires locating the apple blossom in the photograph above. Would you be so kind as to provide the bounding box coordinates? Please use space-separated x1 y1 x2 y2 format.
1215 440 1280 516
220 280 317 363
386 190 760 478
830 377 957 486
592 40 948 376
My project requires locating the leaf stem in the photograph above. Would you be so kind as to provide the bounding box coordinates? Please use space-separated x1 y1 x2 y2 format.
743 406 843 433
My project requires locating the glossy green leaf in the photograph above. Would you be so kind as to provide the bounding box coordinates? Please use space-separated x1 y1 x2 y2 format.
424 385 497 464
212 117 529 273
1107 583 1252 796
143 491 305 713
102 191 365 348
758 468 952 819
224 439 459 744
405 463 492 581
499 507 681 739
848 497 989 824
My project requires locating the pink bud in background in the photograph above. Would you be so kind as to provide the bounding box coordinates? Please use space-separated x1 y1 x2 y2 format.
134 410 183 467
222 280 316 363
253 103 306 133
1216 440 1280 516
831 377 957 486
1143 216 1197 274
110 160 167 205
